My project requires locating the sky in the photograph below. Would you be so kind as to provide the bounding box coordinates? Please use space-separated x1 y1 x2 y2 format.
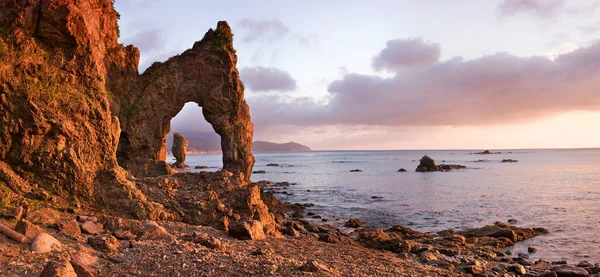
115 0 600 150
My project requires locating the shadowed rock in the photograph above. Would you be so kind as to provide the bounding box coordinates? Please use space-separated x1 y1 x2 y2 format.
171 133 189 168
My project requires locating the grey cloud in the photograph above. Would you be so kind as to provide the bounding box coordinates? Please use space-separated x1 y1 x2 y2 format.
248 41 600 128
372 38 441 71
240 67 297 92
237 19 289 43
498 0 565 17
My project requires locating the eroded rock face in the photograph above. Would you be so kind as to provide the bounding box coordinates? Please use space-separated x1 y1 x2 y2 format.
0 0 254 218
114 22 255 182
171 133 188 168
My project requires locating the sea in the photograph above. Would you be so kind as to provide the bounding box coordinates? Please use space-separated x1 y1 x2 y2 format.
171 149 600 263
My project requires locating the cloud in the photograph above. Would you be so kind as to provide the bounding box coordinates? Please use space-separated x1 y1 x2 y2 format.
498 0 600 18
296 34 319 47
237 19 289 43
248 40 600 128
498 0 564 17
240 67 297 92
372 38 441 71
579 21 600 34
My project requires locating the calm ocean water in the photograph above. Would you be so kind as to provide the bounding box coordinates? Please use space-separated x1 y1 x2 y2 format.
173 149 600 263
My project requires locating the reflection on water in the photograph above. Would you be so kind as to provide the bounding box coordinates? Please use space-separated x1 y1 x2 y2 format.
177 149 600 262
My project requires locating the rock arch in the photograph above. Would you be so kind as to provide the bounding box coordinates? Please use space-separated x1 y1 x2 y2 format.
114 22 255 182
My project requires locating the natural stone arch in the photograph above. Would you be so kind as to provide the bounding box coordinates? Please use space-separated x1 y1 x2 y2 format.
115 22 255 182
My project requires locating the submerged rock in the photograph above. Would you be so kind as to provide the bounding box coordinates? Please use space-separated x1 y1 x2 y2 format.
172 132 189 168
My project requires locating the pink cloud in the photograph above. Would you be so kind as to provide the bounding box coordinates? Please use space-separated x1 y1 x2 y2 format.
372 38 441 71
240 67 297 92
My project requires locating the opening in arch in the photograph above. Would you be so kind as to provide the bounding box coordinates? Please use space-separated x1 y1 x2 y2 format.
166 102 223 171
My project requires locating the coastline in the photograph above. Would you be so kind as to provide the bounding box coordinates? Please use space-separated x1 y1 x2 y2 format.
1 172 598 277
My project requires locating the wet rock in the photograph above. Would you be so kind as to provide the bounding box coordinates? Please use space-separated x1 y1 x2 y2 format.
113 230 136 240
59 219 81 239
551 265 590 277
528 246 537 253
31 233 62 253
252 170 266 174
502 159 519 163
88 234 120 252
350 169 362 172
266 163 280 167
398 168 407 172
300 260 330 273
39 260 77 277
416 155 466 172
344 219 363 228
80 221 104 235
518 253 530 259
509 264 527 275
171 132 189 168
194 165 208 169
576 261 592 268
228 220 266 240
15 219 46 240
537 271 558 277
135 220 171 241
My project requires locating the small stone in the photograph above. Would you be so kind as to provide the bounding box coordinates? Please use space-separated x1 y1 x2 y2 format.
88 234 120 252
228 220 265 240
135 220 171 241
39 260 77 277
518 253 530 259
76 215 98 223
183 232 227 252
31 233 62 253
577 261 592 267
15 219 45 240
344 218 363 228
528 246 537 253
59 219 81 239
80 221 104 235
300 260 330 273
113 230 136 240
536 271 558 277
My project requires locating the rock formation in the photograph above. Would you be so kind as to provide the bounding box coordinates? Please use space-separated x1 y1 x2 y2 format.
113 22 255 181
415 156 466 172
0 0 255 218
171 133 189 168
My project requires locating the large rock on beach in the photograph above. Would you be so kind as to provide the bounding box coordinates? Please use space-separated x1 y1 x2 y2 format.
171 132 189 168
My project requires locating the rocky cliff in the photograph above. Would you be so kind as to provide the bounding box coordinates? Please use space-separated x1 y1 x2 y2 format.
0 0 256 219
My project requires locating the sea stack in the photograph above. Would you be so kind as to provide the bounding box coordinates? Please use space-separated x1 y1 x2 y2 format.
172 133 189 168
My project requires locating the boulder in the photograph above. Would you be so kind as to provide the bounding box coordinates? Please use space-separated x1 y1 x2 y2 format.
88 234 120 252
182 232 227 252
135 220 171 241
71 252 98 277
113 230 136 240
39 260 77 277
80 221 104 235
551 265 590 277
228 220 266 240
26 208 61 225
344 219 363 228
416 155 466 172
15 220 46 240
171 132 189 168
30 233 62 253
59 219 82 239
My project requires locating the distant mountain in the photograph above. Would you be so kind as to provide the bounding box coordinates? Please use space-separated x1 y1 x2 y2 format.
166 131 311 154
252 141 311 152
